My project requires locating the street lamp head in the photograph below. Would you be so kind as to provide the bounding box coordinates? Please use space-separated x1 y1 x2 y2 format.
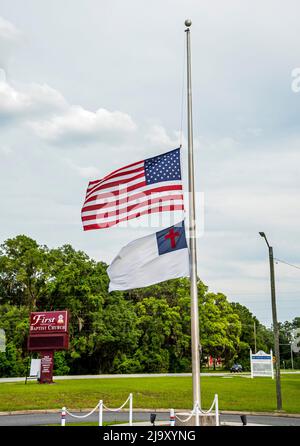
185 19 192 27
259 231 271 248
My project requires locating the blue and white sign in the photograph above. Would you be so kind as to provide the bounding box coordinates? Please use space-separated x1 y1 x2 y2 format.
250 350 274 378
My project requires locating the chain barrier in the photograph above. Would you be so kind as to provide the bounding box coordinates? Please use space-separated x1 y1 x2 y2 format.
174 402 199 423
102 394 131 412
61 393 133 426
198 394 218 414
172 394 219 426
64 403 100 419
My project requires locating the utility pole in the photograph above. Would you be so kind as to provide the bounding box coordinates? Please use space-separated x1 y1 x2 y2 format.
259 232 282 410
253 321 257 353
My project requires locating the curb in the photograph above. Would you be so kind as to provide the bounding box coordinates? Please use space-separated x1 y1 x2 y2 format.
220 410 300 418
1 408 300 418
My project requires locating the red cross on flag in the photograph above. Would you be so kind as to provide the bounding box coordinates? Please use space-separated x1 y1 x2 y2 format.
107 221 189 291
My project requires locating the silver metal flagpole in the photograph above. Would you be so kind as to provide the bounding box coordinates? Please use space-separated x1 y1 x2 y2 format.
185 19 201 425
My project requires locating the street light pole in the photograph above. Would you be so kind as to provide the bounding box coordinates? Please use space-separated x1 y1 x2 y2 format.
259 232 282 411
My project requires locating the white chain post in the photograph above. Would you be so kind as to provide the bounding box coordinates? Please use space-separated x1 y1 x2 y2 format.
61 407 66 426
215 394 219 426
195 402 200 427
270 349 274 379
129 393 133 426
170 408 175 426
99 400 103 426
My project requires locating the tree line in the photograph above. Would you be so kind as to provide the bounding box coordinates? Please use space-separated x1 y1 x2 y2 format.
0 235 299 377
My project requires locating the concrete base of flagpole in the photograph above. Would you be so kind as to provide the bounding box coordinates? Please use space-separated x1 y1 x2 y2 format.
175 413 217 426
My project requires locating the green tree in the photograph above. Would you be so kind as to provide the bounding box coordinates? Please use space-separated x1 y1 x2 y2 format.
231 302 273 370
0 234 281 377
278 319 300 369
0 304 29 376
39 245 140 374
133 296 186 373
88 293 140 374
200 293 242 368
0 235 49 310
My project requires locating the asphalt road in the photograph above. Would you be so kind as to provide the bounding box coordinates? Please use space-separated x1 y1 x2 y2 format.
0 411 300 426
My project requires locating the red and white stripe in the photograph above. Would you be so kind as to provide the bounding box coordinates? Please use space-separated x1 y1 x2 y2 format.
81 159 184 231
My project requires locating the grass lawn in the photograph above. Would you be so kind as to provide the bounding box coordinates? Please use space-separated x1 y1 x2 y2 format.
0 375 299 414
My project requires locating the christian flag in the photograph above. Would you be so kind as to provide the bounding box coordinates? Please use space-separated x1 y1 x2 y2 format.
81 148 184 230
107 221 189 291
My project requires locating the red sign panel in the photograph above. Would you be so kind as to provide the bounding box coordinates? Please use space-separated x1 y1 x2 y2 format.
27 333 69 351
28 311 69 351
30 311 69 335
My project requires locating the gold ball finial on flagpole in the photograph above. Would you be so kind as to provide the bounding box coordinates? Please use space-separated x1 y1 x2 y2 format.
185 19 192 27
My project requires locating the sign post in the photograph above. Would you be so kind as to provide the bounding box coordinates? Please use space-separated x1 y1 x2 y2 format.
40 351 54 384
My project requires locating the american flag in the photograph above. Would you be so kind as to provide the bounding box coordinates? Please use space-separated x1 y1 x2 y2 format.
81 148 184 231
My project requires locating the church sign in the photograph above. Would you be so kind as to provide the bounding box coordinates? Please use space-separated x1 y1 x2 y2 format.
27 311 69 383
29 311 69 334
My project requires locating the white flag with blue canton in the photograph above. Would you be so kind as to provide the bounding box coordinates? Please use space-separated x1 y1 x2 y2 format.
107 221 190 291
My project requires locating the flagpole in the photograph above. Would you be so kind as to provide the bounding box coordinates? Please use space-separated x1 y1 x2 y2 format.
185 19 201 425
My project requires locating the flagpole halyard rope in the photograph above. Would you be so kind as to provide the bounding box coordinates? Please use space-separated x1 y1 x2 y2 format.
179 31 186 148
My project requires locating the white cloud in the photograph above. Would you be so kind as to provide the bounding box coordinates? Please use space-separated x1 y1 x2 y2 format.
65 159 100 179
1 2 300 326
29 105 137 144
0 16 21 42
145 124 181 148
25 83 67 111
0 79 66 120
74 165 101 179
0 16 22 68
0 80 29 116
0 144 13 155
0 77 137 147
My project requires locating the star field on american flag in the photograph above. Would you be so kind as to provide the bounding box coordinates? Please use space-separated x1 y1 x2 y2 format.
145 149 181 184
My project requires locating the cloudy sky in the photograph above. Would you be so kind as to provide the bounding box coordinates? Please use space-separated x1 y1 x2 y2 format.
1 0 300 327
